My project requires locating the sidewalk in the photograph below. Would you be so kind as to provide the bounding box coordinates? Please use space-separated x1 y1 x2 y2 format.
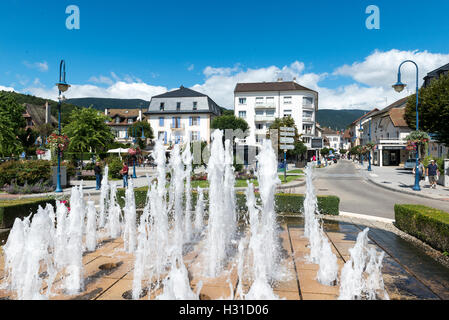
354 161 449 202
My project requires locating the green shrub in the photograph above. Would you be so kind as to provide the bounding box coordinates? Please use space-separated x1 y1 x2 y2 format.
0 160 52 186
0 197 57 228
395 204 449 253
106 157 124 179
116 188 340 216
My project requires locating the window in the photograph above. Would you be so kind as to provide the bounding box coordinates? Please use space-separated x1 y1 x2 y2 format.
191 131 200 141
266 97 274 105
177 102 181 111
191 116 199 126
284 96 292 104
115 117 121 124
256 110 264 116
256 123 264 130
303 110 313 119
160 103 165 111
266 110 275 117
172 117 181 128
238 111 246 118
159 117 164 126
239 98 247 105
303 97 313 105
256 97 264 104
193 101 197 110
127 119 133 124
283 109 292 117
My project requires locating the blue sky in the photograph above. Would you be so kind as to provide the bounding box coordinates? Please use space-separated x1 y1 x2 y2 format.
1 0 449 109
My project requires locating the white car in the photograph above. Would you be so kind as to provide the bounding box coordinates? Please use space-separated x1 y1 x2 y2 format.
404 158 417 170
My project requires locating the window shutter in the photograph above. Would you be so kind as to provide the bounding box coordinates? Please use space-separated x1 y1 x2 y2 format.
164 132 167 144
198 117 200 125
189 116 192 126
198 131 201 141
172 117 175 128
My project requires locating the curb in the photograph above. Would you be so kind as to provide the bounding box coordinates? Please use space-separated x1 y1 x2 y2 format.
364 174 449 202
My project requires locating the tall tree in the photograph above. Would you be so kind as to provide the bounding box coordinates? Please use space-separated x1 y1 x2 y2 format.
211 115 249 132
63 107 115 157
404 73 449 145
0 93 26 156
127 120 154 149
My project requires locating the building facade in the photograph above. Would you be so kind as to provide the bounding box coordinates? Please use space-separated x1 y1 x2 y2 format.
423 63 449 88
105 108 145 143
233 80 319 156
144 86 221 146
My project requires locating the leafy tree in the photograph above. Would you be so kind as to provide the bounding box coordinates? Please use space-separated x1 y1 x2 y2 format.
320 147 330 157
211 115 249 132
404 73 449 145
63 107 115 160
127 120 154 149
0 92 26 156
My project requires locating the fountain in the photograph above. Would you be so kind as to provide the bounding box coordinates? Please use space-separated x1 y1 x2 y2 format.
303 165 339 286
85 200 97 252
107 183 122 239
123 178 137 253
338 228 389 300
98 165 110 228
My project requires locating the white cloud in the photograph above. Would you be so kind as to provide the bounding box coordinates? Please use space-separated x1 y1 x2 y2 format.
334 49 449 89
23 61 49 72
187 64 194 71
7 49 448 112
0 85 15 92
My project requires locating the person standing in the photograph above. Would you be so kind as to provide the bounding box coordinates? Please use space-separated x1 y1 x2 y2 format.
427 159 440 189
120 161 129 188
94 161 102 190
413 159 425 187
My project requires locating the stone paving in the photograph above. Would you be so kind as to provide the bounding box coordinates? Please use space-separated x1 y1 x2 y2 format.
1 216 447 300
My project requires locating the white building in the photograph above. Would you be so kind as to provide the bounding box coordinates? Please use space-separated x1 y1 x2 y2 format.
362 97 412 167
233 80 318 157
144 86 222 145
105 108 145 142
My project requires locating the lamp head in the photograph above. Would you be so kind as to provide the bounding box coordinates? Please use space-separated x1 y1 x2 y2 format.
392 81 406 93
56 82 71 93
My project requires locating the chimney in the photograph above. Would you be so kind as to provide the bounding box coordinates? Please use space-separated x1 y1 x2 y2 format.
45 101 50 124
277 78 283 82
105 108 108 116
293 77 297 82
139 109 142 121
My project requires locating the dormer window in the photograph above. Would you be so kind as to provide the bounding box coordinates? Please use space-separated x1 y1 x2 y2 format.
127 119 133 124
177 102 181 111
193 101 198 111
160 102 165 111
115 117 120 124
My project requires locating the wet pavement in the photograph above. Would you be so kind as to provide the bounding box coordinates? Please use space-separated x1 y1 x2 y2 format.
0 216 447 300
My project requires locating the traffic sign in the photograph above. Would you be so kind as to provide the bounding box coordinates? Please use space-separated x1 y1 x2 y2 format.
280 127 295 132
280 137 294 144
280 132 295 137
280 145 295 150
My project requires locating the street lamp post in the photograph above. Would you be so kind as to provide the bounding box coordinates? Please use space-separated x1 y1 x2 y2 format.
368 118 372 171
55 60 70 193
393 60 420 191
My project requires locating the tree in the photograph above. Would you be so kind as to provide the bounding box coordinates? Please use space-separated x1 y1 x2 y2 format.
320 147 330 157
404 73 449 145
269 116 306 159
63 107 115 160
127 120 154 149
211 115 249 132
0 92 26 156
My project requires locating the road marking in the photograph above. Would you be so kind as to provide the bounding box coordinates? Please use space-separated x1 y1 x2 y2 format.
339 211 394 224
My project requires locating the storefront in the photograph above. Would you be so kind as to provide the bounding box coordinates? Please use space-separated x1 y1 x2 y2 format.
373 144 410 167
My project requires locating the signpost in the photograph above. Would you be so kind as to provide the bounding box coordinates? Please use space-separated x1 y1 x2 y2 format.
279 127 296 182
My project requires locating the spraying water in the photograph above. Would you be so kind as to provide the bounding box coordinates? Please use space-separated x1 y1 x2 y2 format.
107 183 122 239
303 165 339 286
338 228 389 300
98 165 110 228
194 187 205 234
182 138 193 243
123 178 137 253
85 200 97 252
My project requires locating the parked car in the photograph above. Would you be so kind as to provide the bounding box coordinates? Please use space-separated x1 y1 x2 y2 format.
404 158 417 170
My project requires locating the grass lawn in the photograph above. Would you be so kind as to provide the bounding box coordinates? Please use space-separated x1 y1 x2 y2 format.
286 169 304 174
190 175 302 188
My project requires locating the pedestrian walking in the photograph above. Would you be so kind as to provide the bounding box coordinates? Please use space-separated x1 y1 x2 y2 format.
94 161 102 190
413 159 425 187
120 161 129 188
426 159 440 189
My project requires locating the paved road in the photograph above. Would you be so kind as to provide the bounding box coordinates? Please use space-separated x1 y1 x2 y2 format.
312 160 449 219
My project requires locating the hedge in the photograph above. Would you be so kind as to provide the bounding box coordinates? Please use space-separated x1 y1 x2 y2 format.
0 197 57 228
116 188 340 216
395 204 449 253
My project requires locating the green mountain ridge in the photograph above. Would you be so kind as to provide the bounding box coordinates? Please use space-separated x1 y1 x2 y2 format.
316 109 368 131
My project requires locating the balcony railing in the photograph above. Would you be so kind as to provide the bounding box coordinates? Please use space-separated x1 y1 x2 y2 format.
255 115 275 121
170 123 185 130
302 116 314 122
254 103 276 109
